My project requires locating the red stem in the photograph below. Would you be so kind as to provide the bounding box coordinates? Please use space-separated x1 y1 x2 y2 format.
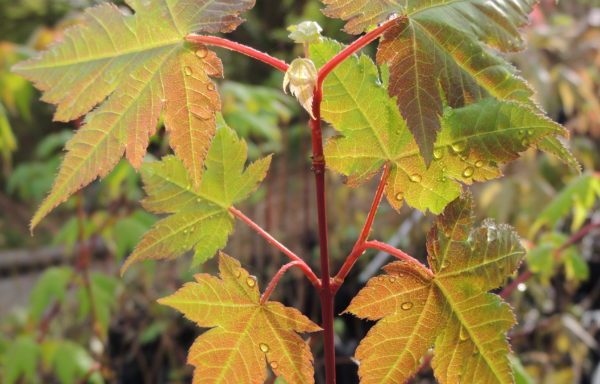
333 164 390 288
364 240 433 278
229 207 320 287
261 261 304 304
186 35 289 72
500 221 600 298
317 18 400 87
309 85 337 384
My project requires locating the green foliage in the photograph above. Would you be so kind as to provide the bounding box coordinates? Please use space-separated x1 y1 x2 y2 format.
121 123 271 272
531 173 600 236
528 232 589 284
29 267 73 323
48 341 102 384
312 39 567 214
3 335 40 384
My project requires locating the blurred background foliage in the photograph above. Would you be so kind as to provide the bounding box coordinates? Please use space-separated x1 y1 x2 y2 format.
0 0 599 383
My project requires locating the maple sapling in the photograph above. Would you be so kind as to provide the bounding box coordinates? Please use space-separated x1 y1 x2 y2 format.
14 0 580 383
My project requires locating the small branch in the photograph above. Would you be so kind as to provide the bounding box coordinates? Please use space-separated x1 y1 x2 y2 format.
317 17 401 86
333 164 390 287
355 163 391 247
186 35 289 72
364 240 433 278
261 261 304 303
500 221 600 298
499 270 533 299
229 207 320 287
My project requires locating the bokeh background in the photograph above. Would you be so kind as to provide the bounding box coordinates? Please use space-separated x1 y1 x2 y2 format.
0 0 599 383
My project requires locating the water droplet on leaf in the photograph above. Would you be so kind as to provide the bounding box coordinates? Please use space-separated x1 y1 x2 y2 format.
409 174 422 183
400 302 413 310
459 327 468 341
462 167 474 178
521 138 530 147
259 343 270 353
207 83 216 91
271 361 279 369
195 45 208 58
246 277 256 287
394 192 404 201
474 160 484 168
184 66 193 76
235 270 242 278
389 277 397 283
433 149 443 160
451 141 466 153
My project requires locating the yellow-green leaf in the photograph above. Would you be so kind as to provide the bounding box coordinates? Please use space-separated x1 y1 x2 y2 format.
13 0 256 229
312 39 567 214
346 192 525 383
121 124 271 273
159 253 321 384
321 0 537 163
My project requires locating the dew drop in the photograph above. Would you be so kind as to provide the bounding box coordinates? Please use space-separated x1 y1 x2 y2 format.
518 129 525 137
195 45 208 58
433 149 443 160
409 174 422 183
527 129 534 136
246 277 256 287
184 66 193 76
394 192 404 201
196 198 202 203
400 301 413 311
521 138 530 147
462 166 474 178
259 343 270 353
474 160 484 168
235 270 242 278
271 361 279 369
459 327 468 341
451 141 466 153
389 277 397 283
207 83 216 91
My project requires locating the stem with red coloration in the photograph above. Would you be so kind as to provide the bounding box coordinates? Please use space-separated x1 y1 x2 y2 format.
317 18 400 87
364 241 433 277
261 261 304 304
229 207 320 288
309 84 337 384
333 164 390 288
186 35 290 73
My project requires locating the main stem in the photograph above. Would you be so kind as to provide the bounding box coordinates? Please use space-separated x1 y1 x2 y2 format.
309 86 336 384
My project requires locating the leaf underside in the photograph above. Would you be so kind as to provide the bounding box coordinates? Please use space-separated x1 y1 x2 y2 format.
121 123 271 273
320 0 575 166
13 0 256 229
312 39 568 214
159 253 321 384
346 192 526 384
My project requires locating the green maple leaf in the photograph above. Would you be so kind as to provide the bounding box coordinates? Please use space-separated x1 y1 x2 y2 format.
346 192 525 384
121 123 271 273
13 0 256 229
159 253 321 384
312 39 567 214
320 0 574 165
